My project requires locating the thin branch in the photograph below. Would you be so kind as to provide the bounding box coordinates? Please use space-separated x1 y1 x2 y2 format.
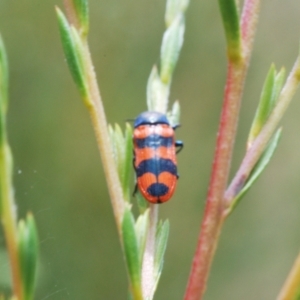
63 0 79 29
0 146 23 300
241 0 260 61
63 2 125 233
184 1 260 299
82 40 125 232
224 57 300 207
277 251 300 300
184 59 246 300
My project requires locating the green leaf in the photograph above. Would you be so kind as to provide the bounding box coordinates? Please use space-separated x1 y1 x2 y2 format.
147 65 170 113
272 67 286 107
123 123 133 201
113 123 124 175
153 219 169 288
109 123 133 202
167 100 181 128
135 209 149 262
228 128 282 214
122 208 143 299
165 0 189 27
0 145 14 217
136 191 148 214
18 213 39 300
248 65 276 147
0 34 8 114
248 66 285 148
292 286 300 300
73 0 89 36
55 7 88 100
218 0 241 62
160 14 185 84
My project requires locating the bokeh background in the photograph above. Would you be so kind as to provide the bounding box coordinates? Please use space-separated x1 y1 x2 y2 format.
0 0 300 299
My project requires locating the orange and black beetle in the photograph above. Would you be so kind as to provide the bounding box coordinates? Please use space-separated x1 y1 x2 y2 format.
133 111 183 204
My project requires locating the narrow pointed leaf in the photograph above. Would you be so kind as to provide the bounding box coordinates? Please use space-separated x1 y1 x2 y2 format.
272 67 286 108
135 209 149 262
109 124 133 202
18 213 39 300
147 66 160 111
73 0 89 35
122 208 143 299
165 0 189 27
218 0 241 61
154 219 169 285
167 100 181 128
122 123 133 201
146 65 169 113
56 7 88 99
113 123 124 175
160 14 185 84
248 65 276 147
0 145 14 217
70 26 86 79
229 128 282 214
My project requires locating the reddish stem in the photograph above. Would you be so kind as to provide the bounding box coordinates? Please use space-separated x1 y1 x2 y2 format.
184 60 246 300
184 1 260 299
63 0 79 29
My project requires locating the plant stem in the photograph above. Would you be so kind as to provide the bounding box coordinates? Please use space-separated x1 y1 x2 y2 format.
82 39 125 233
184 58 245 300
141 204 158 299
277 251 300 300
0 143 23 300
224 57 300 207
240 0 260 60
63 0 79 29
184 1 260 299
63 2 125 234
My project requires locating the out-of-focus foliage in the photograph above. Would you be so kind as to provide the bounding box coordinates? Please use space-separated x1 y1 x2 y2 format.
0 1 300 299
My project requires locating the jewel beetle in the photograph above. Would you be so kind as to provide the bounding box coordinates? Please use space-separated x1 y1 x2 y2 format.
133 111 183 204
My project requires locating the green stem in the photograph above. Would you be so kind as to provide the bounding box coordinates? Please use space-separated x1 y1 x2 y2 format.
63 2 125 234
0 143 23 300
82 40 125 233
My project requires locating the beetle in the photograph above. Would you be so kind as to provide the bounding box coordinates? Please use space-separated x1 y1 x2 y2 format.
133 111 183 204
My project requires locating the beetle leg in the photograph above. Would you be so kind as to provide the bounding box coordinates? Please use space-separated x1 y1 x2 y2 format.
175 140 184 154
172 124 181 130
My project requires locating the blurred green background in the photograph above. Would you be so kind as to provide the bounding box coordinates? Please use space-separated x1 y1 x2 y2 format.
1 0 300 299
